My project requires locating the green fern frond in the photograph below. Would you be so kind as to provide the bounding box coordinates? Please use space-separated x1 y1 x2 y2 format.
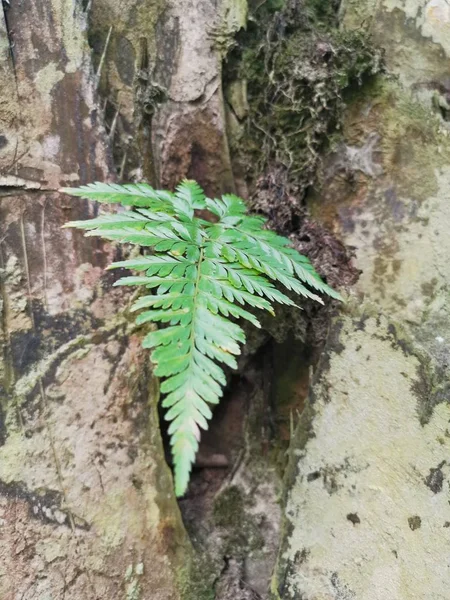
62 179 342 497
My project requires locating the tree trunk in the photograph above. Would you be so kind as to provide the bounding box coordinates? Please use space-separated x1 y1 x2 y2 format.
2 0 449 599
0 1 189 598
276 1 450 598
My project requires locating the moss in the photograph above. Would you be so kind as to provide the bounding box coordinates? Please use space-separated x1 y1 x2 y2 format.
213 485 245 528
265 0 285 11
225 0 383 227
212 485 265 557
175 554 217 600
340 0 379 29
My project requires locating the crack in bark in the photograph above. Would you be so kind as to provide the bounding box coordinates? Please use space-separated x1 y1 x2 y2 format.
1 0 18 93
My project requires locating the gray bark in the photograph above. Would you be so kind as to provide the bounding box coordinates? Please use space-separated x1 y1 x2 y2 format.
276 1 450 598
2 0 449 598
0 1 188 598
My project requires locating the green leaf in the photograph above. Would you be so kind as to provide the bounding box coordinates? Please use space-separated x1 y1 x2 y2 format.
175 180 207 210
64 212 150 230
61 179 342 498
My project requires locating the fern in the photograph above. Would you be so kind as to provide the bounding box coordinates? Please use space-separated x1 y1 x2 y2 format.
62 180 341 496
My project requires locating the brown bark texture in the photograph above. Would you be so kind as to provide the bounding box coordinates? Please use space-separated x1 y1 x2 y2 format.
0 1 191 598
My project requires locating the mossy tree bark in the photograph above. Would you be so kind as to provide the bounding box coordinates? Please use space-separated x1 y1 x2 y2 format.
0 0 250 597
276 2 450 598
0 1 191 598
2 0 449 598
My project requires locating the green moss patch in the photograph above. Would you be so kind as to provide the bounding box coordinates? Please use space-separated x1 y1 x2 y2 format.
225 0 383 227
213 485 265 557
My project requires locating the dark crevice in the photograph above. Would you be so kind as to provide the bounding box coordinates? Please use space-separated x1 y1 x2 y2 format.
1 0 18 88
158 329 320 599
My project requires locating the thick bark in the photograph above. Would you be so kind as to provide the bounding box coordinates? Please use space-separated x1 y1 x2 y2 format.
151 0 246 195
3 0 448 598
0 1 188 598
88 0 245 193
276 2 450 598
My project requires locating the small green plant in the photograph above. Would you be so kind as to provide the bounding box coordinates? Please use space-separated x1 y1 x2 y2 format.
62 180 341 496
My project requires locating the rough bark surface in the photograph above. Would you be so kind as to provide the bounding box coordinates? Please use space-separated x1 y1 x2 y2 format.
151 0 246 195
89 0 245 194
276 1 450 598
4 0 449 598
0 1 188 598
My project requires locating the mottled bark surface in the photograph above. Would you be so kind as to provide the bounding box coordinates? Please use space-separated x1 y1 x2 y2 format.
151 0 246 195
0 1 188 598
3 0 449 598
89 0 245 194
277 1 450 598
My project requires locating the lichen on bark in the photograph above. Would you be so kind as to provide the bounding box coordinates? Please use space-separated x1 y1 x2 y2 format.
275 0 450 597
0 0 198 597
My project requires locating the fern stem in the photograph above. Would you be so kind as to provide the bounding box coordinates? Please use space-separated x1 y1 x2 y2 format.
172 247 204 495
190 246 204 355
